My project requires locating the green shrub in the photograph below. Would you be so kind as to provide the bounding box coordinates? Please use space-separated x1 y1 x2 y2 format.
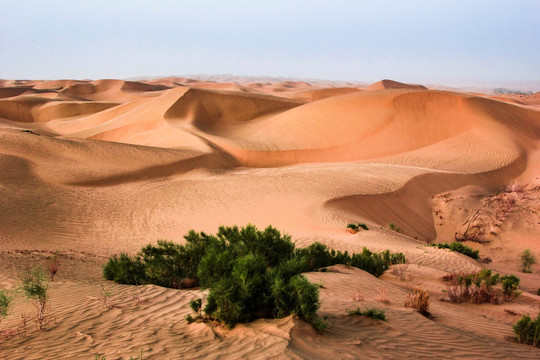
501 275 521 301
432 242 479 259
18 268 50 330
104 225 406 329
520 249 536 273
103 253 145 285
513 313 540 347
190 298 202 314
347 307 387 321
347 223 369 232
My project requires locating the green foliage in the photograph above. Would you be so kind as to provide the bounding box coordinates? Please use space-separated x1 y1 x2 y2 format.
0 288 13 320
310 316 329 332
19 268 48 302
347 223 369 231
432 242 479 259
501 275 521 301
347 307 387 321
104 225 406 329
388 222 400 232
189 298 202 314
520 249 536 273
513 313 540 347
103 253 145 285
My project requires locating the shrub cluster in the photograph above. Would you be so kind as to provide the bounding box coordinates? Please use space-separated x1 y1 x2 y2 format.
431 242 479 259
104 225 406 329
347 307 387 321
513 313 540 347
442 270 520 304
347 223 369 232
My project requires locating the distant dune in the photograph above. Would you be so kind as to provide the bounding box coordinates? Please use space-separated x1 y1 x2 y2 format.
0 77 539 359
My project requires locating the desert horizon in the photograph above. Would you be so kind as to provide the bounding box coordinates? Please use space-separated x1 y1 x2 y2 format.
0 75 539 359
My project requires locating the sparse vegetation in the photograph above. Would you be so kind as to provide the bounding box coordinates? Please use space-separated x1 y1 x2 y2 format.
431 242 479 259
512 313 540 347
18 268 49 330
520 249 536 273
47 253 59 281
388 222 400 233
404 286 430 315
0 289 13 328
442 270 513 304
347 307 387 321
347 223 369 233
104 225 406 329
391 263 414 281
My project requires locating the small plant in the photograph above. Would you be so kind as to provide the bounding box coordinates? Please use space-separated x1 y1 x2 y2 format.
18 268 49 330
512 313 540 347
310 316 329 332
0 289 13 331
347 307 387 321
520 249 536 273
501 275 521 301
377 288 389 304
405 286 430 315
185 314 194 324
388 223 400 233
537 288 540 296
47 253 59 281
99 284 113 310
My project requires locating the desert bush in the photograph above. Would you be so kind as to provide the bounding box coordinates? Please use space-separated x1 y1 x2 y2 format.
18 268 49 330
512 313 540 347
432 242 479 259
537 288 540 296
405 286 430 315
347 307 387 321
347 223 369 232
520 249 536 273
105 225 406 329
392 263 414 281
501 275 521 301
443 270 501 304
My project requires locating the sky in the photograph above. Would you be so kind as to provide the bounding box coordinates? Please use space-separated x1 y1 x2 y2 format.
1 0 539 86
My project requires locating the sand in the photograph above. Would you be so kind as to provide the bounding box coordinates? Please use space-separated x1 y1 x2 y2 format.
0 77 539 359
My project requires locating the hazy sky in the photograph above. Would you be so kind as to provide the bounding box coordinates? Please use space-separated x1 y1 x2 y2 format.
1 0 539 84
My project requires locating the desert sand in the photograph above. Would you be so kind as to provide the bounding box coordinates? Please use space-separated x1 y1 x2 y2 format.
0 77 539 359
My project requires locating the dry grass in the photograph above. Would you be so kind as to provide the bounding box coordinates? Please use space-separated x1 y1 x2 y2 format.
377 288 389 304
391 263 414 281
404 286 430 315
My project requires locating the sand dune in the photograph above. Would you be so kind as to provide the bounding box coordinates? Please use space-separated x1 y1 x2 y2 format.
366 79 428 90
0 77 539 359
